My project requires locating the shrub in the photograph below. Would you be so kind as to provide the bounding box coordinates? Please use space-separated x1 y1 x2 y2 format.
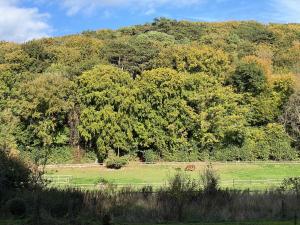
7 198 26 217
20 147 98 164
163 149 200 162
231 62 267 95
215 124 298 161
165 172 200 221
201 164 220 195
280 177 300 192
213 146 243 161
265 123 298 160
143 150 159 163
105 155 128 169
141 185 153 199
0 150 31 193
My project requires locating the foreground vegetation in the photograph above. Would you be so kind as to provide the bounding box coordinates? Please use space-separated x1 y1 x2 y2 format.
1 151 300 225
133 222 296 225
1 19 300 163
0 219 297 225
46 162 300 190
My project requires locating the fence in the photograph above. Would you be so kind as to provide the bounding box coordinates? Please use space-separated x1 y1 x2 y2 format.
43 175 284 190
221 179 283 189
43 175 73 186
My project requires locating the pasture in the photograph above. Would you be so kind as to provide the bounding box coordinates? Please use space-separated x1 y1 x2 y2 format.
45 162 300 190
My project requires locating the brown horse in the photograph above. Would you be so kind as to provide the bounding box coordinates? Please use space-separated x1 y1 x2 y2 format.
185 165 196 171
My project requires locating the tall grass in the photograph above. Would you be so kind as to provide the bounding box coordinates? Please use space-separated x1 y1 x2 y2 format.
1 172 299 225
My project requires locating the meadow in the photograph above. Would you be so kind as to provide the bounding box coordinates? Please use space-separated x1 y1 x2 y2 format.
45 162 300 190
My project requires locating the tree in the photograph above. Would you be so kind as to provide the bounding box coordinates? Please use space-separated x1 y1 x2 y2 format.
281 92 300 148
77 65 135 159
101 33 170 76
14 73 74 149
246 91 282 126
133 69 247 159
132 68 190 159
22 41 56 73
0 109 18 154
156 44 231 79
231 62 267 95
183 73 247 153
235 21 276 44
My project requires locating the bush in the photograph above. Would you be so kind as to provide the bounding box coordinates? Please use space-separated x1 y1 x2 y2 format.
265 123 298 160
141 185 153 199
163 149 200 162
214 146 243 161
105 155 128 169
7 198 26 217
143 150 159 163
20 147 98 164
201 164 220 195
280 177 300 192
231 62 267 95
165 172 200 221
0 150 31 193
215 124 298 161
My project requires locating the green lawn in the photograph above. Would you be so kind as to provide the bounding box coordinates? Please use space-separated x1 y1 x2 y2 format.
45 162 300 190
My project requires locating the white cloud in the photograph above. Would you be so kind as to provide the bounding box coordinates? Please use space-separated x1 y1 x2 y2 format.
0 0 50 43
271 0 300 23
59 0 206 16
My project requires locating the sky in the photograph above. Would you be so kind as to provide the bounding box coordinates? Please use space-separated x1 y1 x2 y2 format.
0 0 300 43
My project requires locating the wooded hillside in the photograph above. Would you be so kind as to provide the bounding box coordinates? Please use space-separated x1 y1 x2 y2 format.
1 18 300 162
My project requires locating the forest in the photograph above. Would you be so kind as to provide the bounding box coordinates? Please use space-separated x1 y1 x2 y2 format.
1 18 300 163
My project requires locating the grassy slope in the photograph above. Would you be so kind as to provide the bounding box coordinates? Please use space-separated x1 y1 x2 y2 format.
46 162 300 190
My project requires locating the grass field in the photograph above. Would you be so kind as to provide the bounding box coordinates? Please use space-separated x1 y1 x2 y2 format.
45 162 300 190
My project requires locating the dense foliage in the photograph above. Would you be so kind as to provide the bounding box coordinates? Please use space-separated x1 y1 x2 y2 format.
0 150 31 195
1 19 300 162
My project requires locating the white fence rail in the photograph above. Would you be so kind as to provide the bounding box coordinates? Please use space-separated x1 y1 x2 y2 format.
43 176 284 190
44 175 73 185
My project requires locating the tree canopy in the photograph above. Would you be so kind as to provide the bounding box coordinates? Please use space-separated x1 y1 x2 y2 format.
0 19 300 162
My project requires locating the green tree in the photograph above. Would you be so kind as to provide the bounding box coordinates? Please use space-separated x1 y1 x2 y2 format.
22 41 56 73
156 44 230 79
246 91 282 126
133 68 190 159
77 65 135 159
14 73 74 149
231 62 267 95
102 33 171 76
281 92 300 148
183 73 247 153
0 109 18 153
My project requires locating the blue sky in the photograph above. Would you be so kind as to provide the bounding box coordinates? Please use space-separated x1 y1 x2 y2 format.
0 0 300 42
